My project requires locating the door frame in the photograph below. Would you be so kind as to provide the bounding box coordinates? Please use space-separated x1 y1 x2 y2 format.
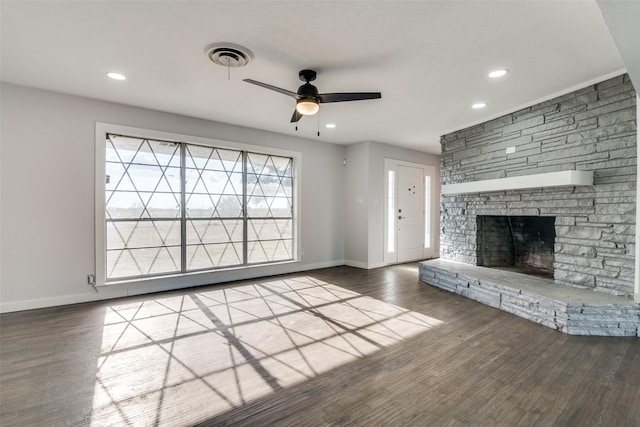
383 158 437 265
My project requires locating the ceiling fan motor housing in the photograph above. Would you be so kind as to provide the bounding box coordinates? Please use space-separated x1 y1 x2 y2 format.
298 82 319 98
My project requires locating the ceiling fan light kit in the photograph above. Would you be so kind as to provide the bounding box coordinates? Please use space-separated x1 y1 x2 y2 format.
296 98 319 115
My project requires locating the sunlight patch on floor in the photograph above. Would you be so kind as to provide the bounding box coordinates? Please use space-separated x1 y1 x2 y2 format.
90 276 442 426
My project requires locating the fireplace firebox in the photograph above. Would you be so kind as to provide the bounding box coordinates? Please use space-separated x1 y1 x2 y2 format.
476 216 555 278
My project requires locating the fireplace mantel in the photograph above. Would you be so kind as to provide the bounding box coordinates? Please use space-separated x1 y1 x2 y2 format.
441 170 593 195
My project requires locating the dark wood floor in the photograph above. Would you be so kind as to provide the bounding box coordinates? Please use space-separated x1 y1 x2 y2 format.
1 264 638 426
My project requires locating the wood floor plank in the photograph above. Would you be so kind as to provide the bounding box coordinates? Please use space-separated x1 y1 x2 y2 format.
1 264 638 426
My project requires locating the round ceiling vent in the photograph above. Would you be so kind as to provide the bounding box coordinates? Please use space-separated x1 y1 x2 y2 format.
207 43 253 68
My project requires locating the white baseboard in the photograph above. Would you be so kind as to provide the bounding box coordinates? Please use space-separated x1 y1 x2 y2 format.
368 261 387 269
344 260 368 269
0 260 346 314
0 291 115 314
297 260 345 271
344 260 386 270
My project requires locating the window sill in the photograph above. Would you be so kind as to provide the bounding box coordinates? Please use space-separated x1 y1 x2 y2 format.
100 259 300 287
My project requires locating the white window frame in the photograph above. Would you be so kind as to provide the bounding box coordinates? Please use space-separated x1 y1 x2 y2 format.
95 123 301 286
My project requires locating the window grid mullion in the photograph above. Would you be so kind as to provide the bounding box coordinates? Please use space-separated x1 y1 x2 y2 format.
242 151 248 265
180 142 187 273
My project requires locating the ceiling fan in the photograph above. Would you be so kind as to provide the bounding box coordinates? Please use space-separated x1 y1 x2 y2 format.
244 69 382 123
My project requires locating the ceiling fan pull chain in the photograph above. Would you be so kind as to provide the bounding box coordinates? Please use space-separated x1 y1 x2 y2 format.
317 111 320 137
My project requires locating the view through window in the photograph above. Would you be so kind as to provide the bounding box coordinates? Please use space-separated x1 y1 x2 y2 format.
104 133 294 281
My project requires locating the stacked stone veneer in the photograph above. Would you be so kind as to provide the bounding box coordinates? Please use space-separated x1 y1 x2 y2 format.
440 74 637 297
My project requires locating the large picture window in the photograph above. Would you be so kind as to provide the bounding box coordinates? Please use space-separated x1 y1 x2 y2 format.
99 131 295 283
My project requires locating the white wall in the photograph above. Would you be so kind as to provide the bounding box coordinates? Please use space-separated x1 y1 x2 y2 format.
344 141 370 268
597 0 640 303
0 83 346 312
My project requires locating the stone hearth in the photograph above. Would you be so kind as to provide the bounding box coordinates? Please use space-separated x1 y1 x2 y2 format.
419 259 640 336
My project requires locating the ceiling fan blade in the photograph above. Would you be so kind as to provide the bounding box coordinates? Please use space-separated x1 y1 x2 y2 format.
290 109 303 123
244 79 298 98
317 92 382 103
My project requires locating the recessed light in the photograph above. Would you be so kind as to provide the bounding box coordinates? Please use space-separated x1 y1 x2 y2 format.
325 123 336 128
488 69 509 78
107 72 126 81
472 102 487 109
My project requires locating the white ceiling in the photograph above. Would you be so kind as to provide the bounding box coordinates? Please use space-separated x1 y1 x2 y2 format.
0 1 627 154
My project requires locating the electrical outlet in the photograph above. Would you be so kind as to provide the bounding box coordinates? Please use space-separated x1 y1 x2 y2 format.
87 274 99 293
506 146 516 154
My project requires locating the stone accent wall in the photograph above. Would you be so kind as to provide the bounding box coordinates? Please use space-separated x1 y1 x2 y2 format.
440 74 637 297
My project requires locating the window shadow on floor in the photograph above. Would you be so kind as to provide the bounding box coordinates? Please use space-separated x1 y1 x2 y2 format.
88 273 442 425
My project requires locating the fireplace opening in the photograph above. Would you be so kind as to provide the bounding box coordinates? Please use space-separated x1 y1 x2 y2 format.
476 215 555 278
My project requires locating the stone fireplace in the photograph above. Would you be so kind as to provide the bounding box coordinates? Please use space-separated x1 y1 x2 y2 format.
419 74 639 336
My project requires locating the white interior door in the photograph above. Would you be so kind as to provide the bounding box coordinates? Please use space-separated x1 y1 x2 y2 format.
397 165 425 262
